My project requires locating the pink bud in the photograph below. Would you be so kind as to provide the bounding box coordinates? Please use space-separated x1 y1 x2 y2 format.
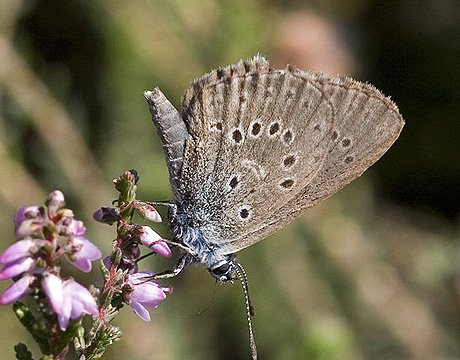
137 203 162 223
149 241 172 257
0 239 35 265
46 191 65 216
0 257 35 280
0 274 35 304
14 206 44 239
138 226 171 257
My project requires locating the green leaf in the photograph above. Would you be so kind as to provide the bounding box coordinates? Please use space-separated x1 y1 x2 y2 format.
84 320 122 359
13 302 50 354
55 320 82 354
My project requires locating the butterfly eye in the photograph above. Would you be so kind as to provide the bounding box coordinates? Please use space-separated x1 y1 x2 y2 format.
209 260 234 281
212 262 230 275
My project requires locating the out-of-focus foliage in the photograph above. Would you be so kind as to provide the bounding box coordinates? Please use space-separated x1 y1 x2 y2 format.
0 1 459 359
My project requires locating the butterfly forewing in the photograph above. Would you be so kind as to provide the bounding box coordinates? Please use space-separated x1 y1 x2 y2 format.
176 56 404 254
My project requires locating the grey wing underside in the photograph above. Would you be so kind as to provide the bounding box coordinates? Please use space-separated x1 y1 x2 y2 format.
147 56 404 255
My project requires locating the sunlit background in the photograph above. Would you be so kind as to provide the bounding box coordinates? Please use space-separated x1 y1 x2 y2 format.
1 1 459 359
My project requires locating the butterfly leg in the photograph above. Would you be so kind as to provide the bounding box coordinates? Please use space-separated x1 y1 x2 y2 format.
151 254 193 279
147 200 179 219
147 200 176 209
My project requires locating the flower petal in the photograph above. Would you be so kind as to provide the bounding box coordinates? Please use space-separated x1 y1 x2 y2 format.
57 300 72 331
131 282 166 306
93 207 119 225
0 275 34 304
42 274 64 313
130 301 151 321
67 219 86 237
138 226 163 248
137 203 162 223
0 239 35 265
0 257 35 280
70 238 102 273
67 280 98 316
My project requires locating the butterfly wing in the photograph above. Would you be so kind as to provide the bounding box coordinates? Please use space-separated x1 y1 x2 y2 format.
177 56 404 255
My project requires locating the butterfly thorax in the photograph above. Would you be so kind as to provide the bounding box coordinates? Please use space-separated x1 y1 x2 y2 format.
169 203 236 281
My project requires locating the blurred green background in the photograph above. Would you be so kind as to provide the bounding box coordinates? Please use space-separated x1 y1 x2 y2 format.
0 1 459 359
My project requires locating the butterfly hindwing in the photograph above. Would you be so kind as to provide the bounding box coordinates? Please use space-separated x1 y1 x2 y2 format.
224 66 404 252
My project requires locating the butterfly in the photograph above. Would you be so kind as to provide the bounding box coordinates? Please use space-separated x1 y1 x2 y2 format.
144 55 404 282
144 55 404 359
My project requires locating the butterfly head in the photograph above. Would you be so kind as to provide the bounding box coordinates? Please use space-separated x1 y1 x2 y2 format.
208 257 236 282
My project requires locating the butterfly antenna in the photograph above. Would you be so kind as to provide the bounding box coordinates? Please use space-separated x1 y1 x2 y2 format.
234 261 257 360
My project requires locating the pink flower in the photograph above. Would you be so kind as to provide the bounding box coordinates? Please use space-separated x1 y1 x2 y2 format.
56 279 99 331
42 274 98 330
67 220 102 272
70 237 102 273
14 206 45 239
125 272 172 321
0 239 40 280
138 226 171 257
67 219 86 237
0 274 35 304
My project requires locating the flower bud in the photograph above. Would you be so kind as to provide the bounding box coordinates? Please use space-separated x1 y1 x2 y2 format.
93 207 119 225
0 274 35 305
14 206 45 239
46 190 66 218
138 226 171 257
136 202 162 223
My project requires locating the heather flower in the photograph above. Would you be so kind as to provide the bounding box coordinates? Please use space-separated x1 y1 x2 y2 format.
125 272 172 321
71 237 102 272
0 238 42 280
138 226 171 257
0 274 35 304
67 219 102 272
56 279 99 331
42 274 98 330
67 219 87 237
14 206 45 239
0 176 175 358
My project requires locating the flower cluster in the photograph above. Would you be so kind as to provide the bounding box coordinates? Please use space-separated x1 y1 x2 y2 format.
0 171 174 358
0 191 101 330
94 171 173 322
